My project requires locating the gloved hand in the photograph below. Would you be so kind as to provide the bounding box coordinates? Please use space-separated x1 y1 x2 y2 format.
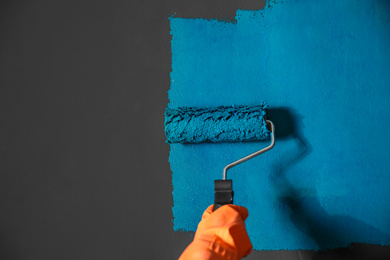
179 204 252 260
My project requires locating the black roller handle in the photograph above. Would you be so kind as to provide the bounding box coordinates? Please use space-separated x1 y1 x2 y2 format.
214 180 233 210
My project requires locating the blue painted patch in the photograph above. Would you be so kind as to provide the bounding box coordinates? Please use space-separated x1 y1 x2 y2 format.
168 0 390 250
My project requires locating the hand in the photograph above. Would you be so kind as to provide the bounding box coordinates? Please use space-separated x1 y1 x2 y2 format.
179 204 252 260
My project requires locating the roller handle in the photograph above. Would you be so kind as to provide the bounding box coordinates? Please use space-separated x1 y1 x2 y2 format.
214 180 234 210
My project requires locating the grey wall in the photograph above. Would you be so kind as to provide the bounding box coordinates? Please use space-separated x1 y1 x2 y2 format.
0 0 389 259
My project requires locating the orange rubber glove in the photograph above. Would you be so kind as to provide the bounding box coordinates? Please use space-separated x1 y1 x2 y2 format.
179 204 252 260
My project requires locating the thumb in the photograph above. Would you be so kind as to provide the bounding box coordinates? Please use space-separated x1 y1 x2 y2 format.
226 205 249 221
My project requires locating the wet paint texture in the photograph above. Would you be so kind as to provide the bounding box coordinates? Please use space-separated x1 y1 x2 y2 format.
164 105 269 143
168 0 390 250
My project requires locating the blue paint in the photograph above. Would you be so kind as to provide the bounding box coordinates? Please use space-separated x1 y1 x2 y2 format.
168 0 390 250
164 104 269 143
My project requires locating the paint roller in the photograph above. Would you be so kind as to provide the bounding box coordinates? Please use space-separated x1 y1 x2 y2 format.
165 104 275 210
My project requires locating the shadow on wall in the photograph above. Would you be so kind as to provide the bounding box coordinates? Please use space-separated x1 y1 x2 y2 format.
266 107 312 174
266 107 390 259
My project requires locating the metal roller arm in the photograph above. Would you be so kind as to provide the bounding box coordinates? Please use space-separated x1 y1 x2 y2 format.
222 120 275 180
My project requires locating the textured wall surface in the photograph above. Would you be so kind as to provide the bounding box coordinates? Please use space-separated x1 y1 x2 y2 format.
168 0 390 250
